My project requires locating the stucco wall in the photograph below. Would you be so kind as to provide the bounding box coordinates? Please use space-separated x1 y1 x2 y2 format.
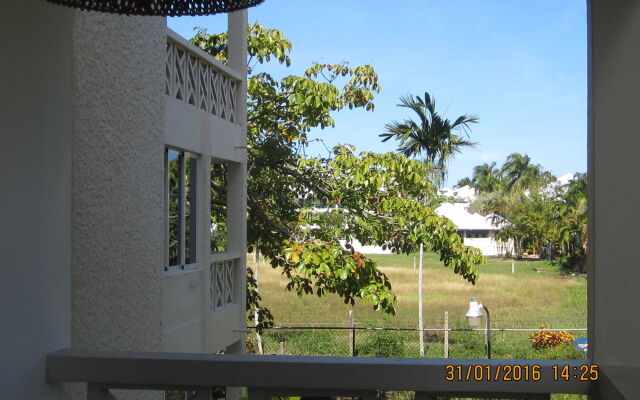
0 1 74 399
71 11 165 355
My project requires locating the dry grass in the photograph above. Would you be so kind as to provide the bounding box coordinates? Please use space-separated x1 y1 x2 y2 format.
249 253 587 330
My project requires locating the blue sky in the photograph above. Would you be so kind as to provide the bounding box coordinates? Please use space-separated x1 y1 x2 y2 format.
169 0 587 187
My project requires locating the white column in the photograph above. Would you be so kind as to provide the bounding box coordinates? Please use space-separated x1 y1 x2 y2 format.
71 10 166 356
228 9 248 134
199 144 212 350
227 9 249 353
589 0 640 398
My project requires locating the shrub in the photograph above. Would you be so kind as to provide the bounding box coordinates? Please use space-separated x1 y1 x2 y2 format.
245 338 257 354
531 325 574 349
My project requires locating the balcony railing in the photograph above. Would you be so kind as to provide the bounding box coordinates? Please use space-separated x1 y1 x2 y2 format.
210 258 236 310
46 349 591 400
165 29 241 124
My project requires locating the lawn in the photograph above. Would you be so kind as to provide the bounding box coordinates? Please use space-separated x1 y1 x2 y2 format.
248 252 587 400
251 252 586 331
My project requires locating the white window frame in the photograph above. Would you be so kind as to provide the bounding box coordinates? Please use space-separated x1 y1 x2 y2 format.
164 147 199 272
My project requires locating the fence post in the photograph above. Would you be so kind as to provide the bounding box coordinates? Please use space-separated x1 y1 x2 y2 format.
348 310 355 356
444 311 449 358
279 339 286 355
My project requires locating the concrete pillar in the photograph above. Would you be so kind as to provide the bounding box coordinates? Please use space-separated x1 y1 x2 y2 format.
589 0 640 397
227 9 249 351
0 1 73 399
70 6 166 368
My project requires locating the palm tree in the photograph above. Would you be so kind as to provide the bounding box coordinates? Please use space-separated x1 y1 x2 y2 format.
555 173 588 273
380 92 477 355
472 161 501 193
380 92 478 184
455 177 473 188
500 153 555 194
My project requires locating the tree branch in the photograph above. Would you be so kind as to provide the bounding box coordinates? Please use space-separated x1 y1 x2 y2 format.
247 194 290 237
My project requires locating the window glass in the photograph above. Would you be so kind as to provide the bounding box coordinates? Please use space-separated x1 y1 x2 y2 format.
165 148 198 269
167 150 182 267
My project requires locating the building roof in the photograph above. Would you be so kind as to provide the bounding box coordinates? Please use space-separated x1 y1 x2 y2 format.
435 202 498 231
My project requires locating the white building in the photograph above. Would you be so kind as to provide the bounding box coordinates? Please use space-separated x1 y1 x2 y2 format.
439 185 477 203
338 239 393 255
2 1 640 399
435 202 514 257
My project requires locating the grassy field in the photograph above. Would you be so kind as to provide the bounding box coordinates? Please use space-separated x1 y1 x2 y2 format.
251 252 586 330
248 252 587 399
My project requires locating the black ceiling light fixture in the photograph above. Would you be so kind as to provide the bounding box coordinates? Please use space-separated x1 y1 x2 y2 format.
45 0 265 16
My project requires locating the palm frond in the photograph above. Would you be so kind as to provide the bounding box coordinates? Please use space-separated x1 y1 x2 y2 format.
380 91 478 186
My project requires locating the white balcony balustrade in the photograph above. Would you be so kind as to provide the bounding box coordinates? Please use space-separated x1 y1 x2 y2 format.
166 29 241 125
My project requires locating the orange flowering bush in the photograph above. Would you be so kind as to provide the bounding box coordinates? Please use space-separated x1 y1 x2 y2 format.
245 338 257 354
531 325 574 349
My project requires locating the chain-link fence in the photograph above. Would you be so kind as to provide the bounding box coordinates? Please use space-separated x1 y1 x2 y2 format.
247 326 587 360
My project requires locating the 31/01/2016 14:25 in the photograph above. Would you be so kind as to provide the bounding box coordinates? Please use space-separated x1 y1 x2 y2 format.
444 364 599 382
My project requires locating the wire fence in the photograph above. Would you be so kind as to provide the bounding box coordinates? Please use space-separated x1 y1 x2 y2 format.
247 325 588 360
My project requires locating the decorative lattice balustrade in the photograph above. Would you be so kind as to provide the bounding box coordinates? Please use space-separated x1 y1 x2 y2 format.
166 30 240 124
210 258 235 310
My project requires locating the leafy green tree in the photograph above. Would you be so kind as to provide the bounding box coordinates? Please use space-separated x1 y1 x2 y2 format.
493 193 557 256
464 154 587 267
379 92 478 184
191 25 484 328
465 154 557 258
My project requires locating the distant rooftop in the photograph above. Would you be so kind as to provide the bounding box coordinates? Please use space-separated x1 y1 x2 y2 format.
435 202 497 231
438 185 476 202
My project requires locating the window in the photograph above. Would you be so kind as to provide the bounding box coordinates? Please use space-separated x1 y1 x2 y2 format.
165 148 198 270
210 160 228 253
